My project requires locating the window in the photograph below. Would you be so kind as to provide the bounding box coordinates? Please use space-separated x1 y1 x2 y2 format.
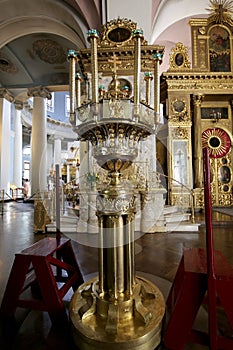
23 161 30 180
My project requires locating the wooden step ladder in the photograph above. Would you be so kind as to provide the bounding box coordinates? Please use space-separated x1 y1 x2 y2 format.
163 148 233 350
0 236 84 328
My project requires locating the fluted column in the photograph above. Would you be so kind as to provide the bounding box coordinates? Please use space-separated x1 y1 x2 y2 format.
193 94 204 188
13 101 23 187
0 89 14 194
28 87 51 196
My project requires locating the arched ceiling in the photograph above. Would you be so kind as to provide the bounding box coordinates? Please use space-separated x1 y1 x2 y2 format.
0 0 212 102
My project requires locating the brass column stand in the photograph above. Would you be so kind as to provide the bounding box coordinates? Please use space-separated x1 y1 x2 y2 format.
68 23 165 350
70 162 165 350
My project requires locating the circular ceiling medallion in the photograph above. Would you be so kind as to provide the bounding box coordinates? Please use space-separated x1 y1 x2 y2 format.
202 127 231 158
33 39 66 64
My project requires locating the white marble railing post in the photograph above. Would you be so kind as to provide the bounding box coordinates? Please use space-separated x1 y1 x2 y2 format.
28 87 51 196
13 101 23 188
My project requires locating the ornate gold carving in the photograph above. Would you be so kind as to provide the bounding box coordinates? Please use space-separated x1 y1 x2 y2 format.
206 0 233 25
192 93 204 106
100 18 148 47
171 98 188 122
193 188 204 208
163 72 233 91
172 127 189 139
76 18 164 76
199 40 207 69
168 42 191 71
170 193 190 207
193 29 198 67
199 26 206 35
96 194 135 214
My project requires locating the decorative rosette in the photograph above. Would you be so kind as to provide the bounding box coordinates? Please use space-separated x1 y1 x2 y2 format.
202 127 231 158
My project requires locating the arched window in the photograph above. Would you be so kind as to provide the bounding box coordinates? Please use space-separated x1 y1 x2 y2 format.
209 26 231 72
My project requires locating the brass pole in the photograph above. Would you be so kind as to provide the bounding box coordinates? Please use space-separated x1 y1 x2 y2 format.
152 52 163 122
133 29 144 114
87 30 99 105
75 73 82 108
67 50 78 124
144 72 153 106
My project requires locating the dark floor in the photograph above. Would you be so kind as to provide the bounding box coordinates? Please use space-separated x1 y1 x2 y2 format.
0 200 233 349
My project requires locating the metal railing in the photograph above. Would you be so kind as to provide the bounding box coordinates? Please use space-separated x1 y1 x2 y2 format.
155 171 195 224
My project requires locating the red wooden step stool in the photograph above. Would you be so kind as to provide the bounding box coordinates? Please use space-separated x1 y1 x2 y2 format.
163 148 233 350
0 237 84 328
164 247 233 350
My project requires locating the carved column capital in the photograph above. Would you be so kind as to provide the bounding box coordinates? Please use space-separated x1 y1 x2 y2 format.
27 86 51 99
192 93 204 107
0 88 14 103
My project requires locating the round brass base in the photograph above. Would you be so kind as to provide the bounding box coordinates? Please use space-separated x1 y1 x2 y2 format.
70 276 165 350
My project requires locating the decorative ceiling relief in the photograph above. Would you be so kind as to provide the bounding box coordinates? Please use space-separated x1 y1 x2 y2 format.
0 54 18 74
32 39 66 64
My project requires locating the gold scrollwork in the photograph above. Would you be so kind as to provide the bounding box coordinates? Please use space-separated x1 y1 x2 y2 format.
100 18 148 47
172 127 189 139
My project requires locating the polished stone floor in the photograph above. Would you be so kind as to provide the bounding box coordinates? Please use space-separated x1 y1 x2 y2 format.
0 200 233 349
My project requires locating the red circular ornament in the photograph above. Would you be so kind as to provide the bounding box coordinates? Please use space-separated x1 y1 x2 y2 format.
202 128 231 158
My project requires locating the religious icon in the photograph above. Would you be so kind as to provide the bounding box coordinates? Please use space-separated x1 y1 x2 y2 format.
175 53 184 66
107 27 131 43
209 26 230 72
220 166 231 184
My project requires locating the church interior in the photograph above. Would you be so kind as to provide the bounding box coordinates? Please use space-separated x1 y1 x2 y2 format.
1 0 233 349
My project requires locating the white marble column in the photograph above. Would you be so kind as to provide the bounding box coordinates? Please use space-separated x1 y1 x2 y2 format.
13 101 23 187
0 89 14 195
79 141 88 190
28 87 51 196
53 137 62 175
67 164 70 183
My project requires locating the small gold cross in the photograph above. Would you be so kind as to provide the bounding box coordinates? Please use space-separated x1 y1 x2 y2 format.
108 54 121 74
